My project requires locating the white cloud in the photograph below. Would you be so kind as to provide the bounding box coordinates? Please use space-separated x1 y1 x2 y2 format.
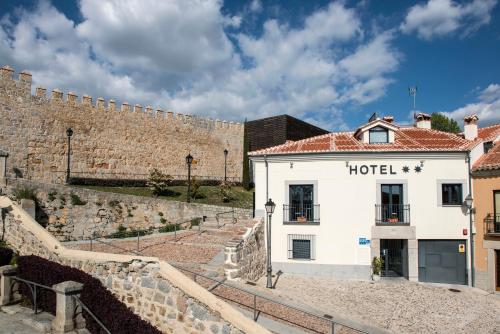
250 0 262 13
442 84 500 125
0 0 401 130
401 0 497 40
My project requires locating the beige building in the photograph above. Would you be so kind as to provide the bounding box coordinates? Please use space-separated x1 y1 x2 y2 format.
472 123 500 292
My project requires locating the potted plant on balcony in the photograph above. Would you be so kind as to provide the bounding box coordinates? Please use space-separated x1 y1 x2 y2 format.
297 216 307 223
388 212 398 223
371 256 382 281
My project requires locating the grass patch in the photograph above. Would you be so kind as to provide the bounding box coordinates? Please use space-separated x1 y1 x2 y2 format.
158 224 180 233
13 186 37 201
75 185 253 209
70 193 87 206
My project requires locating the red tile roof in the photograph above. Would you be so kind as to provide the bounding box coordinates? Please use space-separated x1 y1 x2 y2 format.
473 142 500 171
249 126 478 156
477 124 500 142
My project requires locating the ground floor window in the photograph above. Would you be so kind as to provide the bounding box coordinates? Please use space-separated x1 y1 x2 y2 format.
288 234 315 260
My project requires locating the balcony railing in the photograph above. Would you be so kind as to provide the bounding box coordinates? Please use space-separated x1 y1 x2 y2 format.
375 204 410 225
484 213 500 236
283 204 320 225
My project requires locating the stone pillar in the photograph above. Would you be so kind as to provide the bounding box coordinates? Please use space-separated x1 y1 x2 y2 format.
0 151 7 184
52 281 85 333
408 239 418 282
370 238 380 261
20 199 35 219
0 265 17 306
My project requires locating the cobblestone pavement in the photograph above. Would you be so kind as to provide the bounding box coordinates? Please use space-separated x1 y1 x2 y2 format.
245 274 500 334
66 221 254 266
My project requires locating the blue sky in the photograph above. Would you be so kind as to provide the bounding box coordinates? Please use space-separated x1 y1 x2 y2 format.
0 0 499 130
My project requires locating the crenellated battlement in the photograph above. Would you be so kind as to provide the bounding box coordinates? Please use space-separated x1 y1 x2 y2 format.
0 65 242 131
0 65 244 184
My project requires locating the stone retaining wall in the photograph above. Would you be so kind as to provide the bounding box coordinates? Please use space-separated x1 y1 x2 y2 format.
3 178 252 241
0 196 269 334
224 220 266 281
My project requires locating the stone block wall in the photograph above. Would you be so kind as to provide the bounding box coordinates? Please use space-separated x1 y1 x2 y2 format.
0 66 243 184
3 178 252 241
224 220 265 281
1 196 268 334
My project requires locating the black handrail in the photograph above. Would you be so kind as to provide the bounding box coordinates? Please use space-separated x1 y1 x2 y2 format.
375 204 410 224
283 204 320 224
484 213 500 234
8 275 110 333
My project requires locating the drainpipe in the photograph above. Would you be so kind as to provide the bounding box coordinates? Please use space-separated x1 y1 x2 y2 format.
265 155 268 201
467 151 475 287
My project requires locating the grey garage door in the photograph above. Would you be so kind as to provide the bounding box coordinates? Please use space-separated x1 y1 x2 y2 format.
418 240 467 285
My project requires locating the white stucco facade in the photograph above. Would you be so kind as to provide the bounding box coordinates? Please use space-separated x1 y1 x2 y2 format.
252 152 473 283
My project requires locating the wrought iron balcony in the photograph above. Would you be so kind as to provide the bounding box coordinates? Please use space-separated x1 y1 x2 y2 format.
484 213 500 236
375 204 410 225
283 204 320 225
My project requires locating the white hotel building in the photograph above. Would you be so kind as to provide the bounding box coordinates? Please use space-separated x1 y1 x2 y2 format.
250 114 486 285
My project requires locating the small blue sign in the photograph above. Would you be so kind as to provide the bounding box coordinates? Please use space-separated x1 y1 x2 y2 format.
358 237 370 245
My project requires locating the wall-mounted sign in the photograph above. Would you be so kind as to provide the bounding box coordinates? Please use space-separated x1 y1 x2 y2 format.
458 244 465 253
349 164 397 175
358 237 370 245
462 229 468 236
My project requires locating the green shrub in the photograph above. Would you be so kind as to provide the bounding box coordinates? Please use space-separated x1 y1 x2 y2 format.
48 191 57 202
59 195 66 204
219 181 232 203
70 193 87 206
158 212 164 216
190 217 201 227
160 217 167 224
158 224 180 233
372 256 382 276
13 186 37 201
108 225 152 239
189 177 203 200
147 169 173 196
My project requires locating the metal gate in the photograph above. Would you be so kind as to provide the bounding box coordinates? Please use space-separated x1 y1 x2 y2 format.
418 240 467 285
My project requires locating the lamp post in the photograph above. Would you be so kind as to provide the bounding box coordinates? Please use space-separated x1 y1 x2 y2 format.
223 149 228 182
65 128 73 184
186 154 193 203
464 193 474 287
265 198 276 288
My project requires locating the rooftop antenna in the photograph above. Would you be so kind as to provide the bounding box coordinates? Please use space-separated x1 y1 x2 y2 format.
409 86 417 110
368 112 378 122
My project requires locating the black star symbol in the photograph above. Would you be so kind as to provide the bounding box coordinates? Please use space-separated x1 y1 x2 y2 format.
414 165 422 173
402 166 410 173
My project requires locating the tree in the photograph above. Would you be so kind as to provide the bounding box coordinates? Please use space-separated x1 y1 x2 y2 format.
242 119 252 190
430 113 461 133
146 169 173 196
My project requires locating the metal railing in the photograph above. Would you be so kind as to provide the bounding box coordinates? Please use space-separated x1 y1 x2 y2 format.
484 213 500 235
375 204 410 225
7 275 110 334
172 265 370 334
215 207 236 227
283 204 320 224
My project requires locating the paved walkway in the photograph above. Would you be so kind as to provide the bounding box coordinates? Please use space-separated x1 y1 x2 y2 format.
245 274 500 334
0 305 52 334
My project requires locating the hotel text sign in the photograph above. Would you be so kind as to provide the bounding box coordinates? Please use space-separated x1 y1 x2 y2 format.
349 164 397 175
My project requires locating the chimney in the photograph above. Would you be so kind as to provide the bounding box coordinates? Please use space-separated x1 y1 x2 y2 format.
415 113 431 129
383 116 394 123
463 115 479 140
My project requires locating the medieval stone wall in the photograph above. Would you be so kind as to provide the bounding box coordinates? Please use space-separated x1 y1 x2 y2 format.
0 66 243 184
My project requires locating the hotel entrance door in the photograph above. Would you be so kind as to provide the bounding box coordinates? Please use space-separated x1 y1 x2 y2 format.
380 239 408 278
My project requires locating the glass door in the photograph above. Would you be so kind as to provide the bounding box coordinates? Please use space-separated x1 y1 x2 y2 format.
289 185 313 222
381 184 403 222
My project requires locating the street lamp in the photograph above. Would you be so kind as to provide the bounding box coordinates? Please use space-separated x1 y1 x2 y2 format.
223 149 228 182
65 128 73 184
186 154 193 203
265 198 276 288
464 194 473 211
